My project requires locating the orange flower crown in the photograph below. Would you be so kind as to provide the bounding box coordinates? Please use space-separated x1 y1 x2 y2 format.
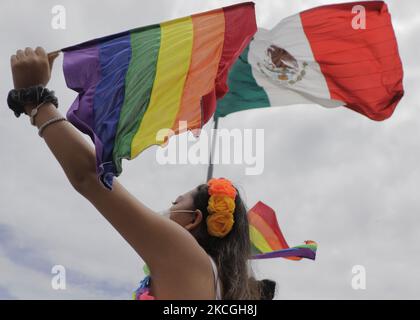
206 178 237 238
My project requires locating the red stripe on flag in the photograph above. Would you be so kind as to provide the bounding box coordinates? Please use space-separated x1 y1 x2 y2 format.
300 1 404 121
201 2 257 124
248 201 290 249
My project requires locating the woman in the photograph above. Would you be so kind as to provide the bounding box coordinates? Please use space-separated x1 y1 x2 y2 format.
9 47 276 300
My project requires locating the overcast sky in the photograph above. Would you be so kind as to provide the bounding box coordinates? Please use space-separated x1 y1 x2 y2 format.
1 0 419 299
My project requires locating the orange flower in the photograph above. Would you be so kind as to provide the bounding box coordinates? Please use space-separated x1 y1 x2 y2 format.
206 211 234 237
208 178 237 199
207 195 235 215
206 177 237 238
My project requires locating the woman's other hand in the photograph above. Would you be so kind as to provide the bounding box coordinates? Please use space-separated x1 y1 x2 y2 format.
10 47 58 89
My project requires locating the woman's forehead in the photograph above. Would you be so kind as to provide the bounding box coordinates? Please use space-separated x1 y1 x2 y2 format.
186 186 199 197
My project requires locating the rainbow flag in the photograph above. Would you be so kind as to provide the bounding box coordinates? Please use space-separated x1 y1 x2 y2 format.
62 2 257 190
248 201 317 260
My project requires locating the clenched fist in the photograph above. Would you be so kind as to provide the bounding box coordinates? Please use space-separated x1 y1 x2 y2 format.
10 47 59 89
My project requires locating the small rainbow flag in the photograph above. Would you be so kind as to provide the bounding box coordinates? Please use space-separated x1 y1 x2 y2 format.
61 2 257 190
248 201 317 260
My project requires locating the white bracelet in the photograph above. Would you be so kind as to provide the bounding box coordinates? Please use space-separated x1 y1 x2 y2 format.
29 101 49 126
38 116 67 137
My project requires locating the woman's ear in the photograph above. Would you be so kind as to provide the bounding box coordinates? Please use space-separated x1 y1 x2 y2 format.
185 209 203 231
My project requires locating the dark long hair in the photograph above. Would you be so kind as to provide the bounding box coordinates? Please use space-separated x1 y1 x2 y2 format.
192 183 276 300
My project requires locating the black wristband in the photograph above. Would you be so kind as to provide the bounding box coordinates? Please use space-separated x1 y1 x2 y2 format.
7 85 58 118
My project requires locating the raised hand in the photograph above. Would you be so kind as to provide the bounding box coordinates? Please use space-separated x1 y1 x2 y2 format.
10 47 59 89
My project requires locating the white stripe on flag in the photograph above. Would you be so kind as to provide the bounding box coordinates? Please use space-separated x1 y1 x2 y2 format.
248 13 344 108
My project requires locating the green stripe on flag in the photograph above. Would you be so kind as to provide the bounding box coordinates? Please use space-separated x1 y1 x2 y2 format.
215 44 270 118
113 26 161 175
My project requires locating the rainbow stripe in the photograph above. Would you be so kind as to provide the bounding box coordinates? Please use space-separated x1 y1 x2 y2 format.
248 201 317 260
62 3 256 190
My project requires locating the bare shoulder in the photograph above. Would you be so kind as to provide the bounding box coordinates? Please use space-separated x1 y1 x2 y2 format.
150 253 216 300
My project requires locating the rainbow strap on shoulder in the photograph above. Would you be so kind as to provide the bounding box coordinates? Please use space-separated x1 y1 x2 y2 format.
248 201 317 260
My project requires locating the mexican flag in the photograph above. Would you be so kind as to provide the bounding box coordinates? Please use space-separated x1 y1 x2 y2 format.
216 1 404 121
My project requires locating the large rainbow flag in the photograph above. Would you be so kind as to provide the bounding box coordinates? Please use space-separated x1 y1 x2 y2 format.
248 201 317 260
62 2 257 190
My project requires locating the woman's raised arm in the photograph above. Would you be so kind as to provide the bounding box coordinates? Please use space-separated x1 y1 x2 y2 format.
10 47 213 298
11 47 97 188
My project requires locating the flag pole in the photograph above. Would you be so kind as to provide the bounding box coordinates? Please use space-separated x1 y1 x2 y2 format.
206 115 219 182
48 50 62 58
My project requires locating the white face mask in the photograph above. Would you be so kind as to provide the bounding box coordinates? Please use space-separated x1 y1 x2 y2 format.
159 208 171 218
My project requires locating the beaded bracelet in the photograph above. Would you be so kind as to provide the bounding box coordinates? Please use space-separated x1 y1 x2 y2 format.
38 116 67 137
